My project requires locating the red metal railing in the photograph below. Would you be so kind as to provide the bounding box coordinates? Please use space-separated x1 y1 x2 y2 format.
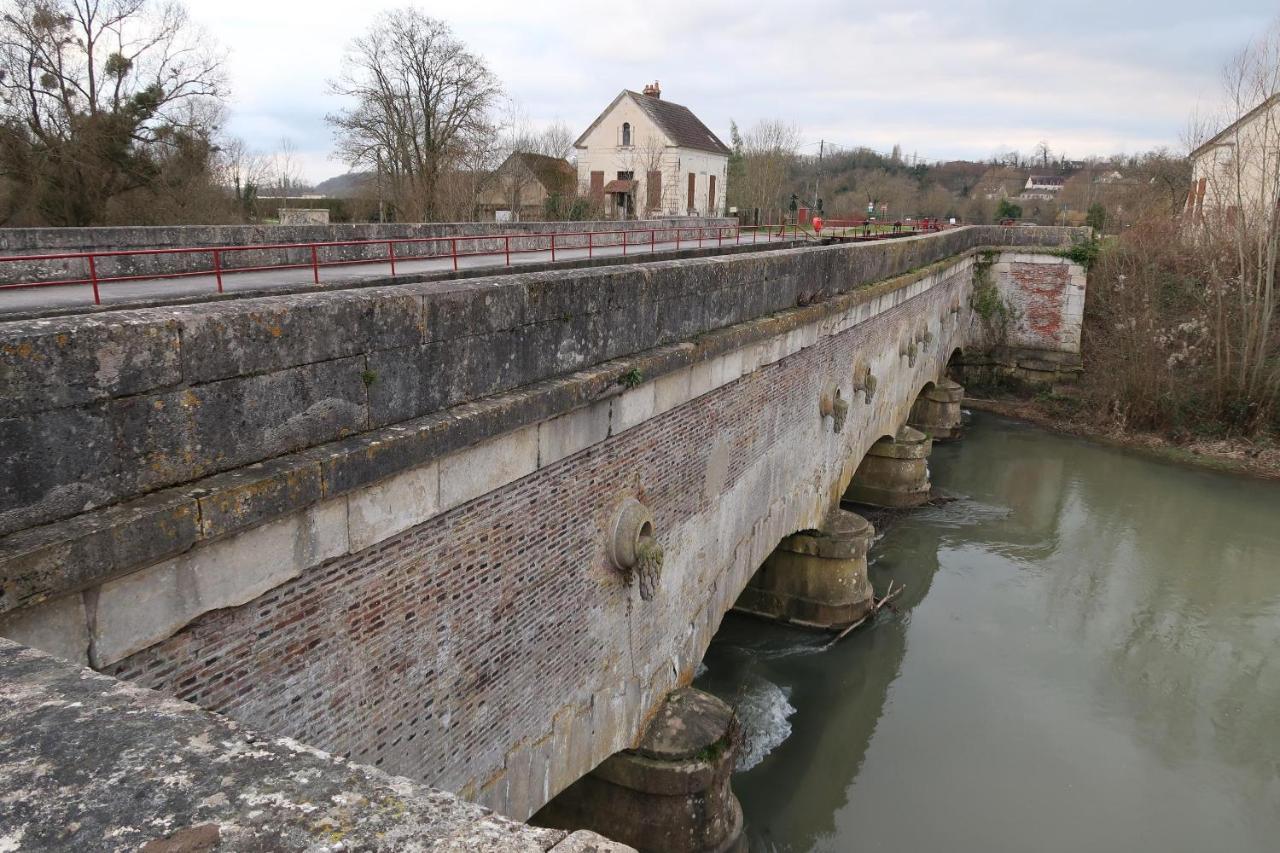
0 223 809 305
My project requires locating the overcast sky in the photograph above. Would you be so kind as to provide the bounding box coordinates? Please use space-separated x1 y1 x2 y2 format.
191 0 1279 182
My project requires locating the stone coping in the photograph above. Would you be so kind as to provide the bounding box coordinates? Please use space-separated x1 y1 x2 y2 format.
0 638 630 852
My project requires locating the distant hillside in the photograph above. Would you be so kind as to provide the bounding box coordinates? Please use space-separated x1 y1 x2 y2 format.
312 171 374 198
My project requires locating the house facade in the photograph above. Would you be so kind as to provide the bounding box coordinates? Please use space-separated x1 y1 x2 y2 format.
1187 94 1280 222
574 82 730 219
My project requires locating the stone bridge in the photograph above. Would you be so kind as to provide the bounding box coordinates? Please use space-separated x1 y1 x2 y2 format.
0 226 1087 849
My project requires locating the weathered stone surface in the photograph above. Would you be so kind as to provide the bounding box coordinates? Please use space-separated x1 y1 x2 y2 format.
534 688 740 853
194 455 324 539
0 489 199 613
909 378 965 440
91 498 348 665
348 462 439 552
0 639 626 852
735 509 875 629
845 426 933 508
634 687 735 762
439 426 538 510
538 400 612 466
176 288 425 384
112 356 369 494
0 402 119 536
0 592 88 664
1 230 1084 540
0 311 180 416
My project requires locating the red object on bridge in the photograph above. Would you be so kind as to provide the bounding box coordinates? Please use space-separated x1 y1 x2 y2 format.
812 216 824 234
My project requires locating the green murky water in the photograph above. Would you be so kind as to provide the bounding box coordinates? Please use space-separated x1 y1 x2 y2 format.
695 412 1280 853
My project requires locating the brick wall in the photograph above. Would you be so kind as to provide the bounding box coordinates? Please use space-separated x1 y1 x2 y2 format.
994 253 1085 354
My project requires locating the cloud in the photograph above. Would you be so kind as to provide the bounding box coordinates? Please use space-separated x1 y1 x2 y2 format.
192 0 1278 181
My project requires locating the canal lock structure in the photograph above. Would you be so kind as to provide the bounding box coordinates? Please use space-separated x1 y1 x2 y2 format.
694 411 1280 853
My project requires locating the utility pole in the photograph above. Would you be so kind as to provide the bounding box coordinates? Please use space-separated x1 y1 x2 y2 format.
815 139 824 208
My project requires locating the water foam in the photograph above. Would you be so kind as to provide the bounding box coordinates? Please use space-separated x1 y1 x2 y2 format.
733 675 797 772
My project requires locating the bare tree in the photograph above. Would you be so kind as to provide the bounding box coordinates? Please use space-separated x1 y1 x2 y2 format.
734 119 800 219
327 9 502 222
0 0 227 224
267 137 304 206
620 128 669 217
216 135 269 221
1190 17 1280 429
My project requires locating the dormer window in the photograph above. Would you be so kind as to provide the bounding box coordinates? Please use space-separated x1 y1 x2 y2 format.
621 123 631 147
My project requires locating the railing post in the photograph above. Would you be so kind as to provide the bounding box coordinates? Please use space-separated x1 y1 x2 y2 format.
505 235 511 267
622 231 627 256
676 228 681 251
213 249 223 293
451 238 458 272
311 245 320 284
651 229 655 253
388 241 397 276
588 231 593 258
87 254 100 305
698 228 703 248
718 227 723 247
550 233 556 262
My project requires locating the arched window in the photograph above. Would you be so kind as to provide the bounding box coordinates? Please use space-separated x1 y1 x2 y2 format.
621 123 631 146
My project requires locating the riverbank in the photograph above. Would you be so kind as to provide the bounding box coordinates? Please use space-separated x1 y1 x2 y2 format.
963 395 1280 481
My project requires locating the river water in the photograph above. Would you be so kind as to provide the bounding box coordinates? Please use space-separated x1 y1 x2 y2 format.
694 412 1280 853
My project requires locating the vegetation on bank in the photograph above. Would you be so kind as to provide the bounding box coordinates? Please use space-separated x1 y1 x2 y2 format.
965 21 1280 460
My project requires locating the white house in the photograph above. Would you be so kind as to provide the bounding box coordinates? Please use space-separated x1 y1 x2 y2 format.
1186 93 1280 222
574 82 730 219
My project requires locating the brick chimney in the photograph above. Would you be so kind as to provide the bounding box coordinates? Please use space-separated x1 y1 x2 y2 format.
642 80 661 99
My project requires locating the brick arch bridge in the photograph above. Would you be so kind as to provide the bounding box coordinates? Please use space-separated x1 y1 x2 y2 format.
0 227 1086 835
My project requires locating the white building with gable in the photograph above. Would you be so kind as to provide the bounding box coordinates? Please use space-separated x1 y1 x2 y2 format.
574 82 730 219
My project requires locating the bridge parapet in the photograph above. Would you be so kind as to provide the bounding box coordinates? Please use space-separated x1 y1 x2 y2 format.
0 217 737 285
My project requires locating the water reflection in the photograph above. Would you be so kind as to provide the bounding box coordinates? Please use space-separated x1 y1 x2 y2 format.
695 413 1280 853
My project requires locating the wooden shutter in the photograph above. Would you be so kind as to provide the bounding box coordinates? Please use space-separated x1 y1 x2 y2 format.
708 175 716 215
646 171 662 212
590 171 604 201
687 173 696 213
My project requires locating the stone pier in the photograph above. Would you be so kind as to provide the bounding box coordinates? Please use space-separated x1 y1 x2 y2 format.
533 688 743 853
734 508 876 630
844 426 933 508
909 379 965 440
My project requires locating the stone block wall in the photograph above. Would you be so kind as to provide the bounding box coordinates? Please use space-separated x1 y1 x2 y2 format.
0 227 1084 549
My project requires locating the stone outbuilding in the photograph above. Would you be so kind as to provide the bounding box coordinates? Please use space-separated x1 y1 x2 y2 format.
574 82 730 219
477 152 577 222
